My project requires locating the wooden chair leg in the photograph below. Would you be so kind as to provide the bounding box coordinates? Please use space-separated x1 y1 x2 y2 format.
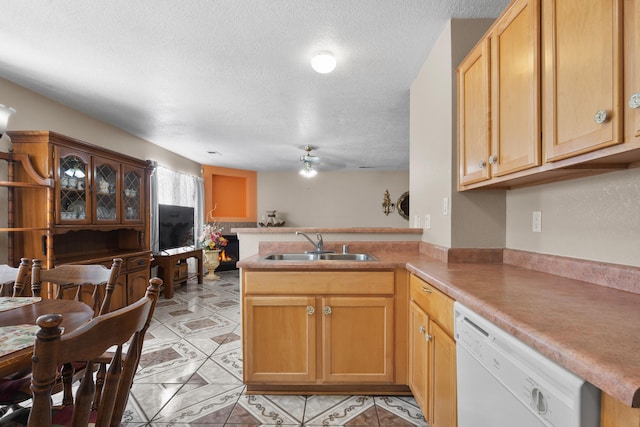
60 362 74 406
92 362 107 411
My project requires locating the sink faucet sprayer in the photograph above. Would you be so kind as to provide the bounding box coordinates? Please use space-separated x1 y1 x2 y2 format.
295 231 330 253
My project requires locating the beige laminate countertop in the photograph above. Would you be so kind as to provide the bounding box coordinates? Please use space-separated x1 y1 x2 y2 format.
238 249 640 407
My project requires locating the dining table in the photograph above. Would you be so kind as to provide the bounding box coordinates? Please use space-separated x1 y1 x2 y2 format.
0 297 94 378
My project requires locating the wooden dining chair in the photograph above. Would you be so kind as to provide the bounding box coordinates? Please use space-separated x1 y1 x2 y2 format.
30 258 123 406
0 258 30 297
0 258 33 418
30 258 123 316
0 278 162 427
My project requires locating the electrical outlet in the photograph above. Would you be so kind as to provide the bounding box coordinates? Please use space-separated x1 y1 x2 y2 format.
532 211 542 232
424 214 431 230
413 215 421 228
442 197 449 216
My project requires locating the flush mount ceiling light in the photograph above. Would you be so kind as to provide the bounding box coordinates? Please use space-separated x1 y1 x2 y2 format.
310 51 336 74
0 104 16 138
299 145 319 178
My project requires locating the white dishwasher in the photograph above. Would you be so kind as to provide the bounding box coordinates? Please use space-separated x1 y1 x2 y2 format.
454 302 600 427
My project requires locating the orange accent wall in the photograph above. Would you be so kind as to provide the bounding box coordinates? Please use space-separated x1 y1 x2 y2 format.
202 165 257 222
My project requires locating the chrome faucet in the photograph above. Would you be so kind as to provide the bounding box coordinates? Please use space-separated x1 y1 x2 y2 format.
295 231 329 253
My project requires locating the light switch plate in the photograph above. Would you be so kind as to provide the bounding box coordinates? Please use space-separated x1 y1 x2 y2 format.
532 211 542 232
424 214 431 230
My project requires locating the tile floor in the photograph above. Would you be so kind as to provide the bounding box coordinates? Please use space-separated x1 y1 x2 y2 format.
121 270 429 426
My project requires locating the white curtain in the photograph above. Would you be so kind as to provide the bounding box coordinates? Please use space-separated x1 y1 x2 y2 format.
150 164 204 254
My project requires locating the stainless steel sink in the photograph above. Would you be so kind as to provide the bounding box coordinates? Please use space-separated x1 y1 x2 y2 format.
263 252 377 261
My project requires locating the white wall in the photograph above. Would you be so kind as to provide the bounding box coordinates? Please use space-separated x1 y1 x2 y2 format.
506 168 640 267
257 170 410 227
410 19 505 249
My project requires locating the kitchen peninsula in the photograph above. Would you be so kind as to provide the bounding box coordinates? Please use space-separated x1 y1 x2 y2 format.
236 228 640 425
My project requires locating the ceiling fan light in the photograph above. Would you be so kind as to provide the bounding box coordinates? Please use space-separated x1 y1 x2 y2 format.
299 163 318 178
311 51 336 74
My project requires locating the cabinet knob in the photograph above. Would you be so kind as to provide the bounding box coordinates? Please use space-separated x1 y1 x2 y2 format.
418 326 425 334
489 155 497 165
425 333 433 342
478 160 487 169
594 110 608 124
421 287 433 294
306 306 315 315
323 306 332 315
630 93 640 109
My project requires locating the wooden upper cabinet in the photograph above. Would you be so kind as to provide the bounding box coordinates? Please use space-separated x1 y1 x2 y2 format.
490 0 540 176
542 0 623 161
458 38 491 187
458 0 540 189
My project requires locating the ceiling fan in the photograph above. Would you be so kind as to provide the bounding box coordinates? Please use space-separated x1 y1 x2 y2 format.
299 145 319 178
300 145 320 165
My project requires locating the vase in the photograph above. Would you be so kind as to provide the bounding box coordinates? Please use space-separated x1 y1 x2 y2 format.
203 249 221 279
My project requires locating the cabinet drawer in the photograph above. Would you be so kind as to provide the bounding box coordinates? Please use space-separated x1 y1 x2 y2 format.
410 275 454 336
126 255 151 272
244 271 395 295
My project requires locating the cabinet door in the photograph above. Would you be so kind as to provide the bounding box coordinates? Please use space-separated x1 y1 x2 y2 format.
542 0 623 161
243 296 317 383
458 38 491 186
127 268 150 305
122 163 144 224
322 296 394 383
490 0 540 176
429 321 457 427
409 301 430 415
56 147 90 225
93 156 120 224
110 274 127 310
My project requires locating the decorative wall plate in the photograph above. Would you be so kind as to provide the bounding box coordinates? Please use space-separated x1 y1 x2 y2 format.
397 191 409 220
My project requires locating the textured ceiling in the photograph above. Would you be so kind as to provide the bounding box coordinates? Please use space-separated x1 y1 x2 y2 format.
0 0 509 172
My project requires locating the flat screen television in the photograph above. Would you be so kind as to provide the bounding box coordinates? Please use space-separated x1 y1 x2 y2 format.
158 204 195 251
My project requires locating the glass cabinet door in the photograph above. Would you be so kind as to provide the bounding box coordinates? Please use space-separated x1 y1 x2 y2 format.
122 164 143 223
93 156 120 223
57 149 89 224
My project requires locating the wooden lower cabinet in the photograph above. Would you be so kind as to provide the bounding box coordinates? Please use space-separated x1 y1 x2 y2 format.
409 301 429 411
244 295 317 383
322 296 394 383
242 270 398 391
429 321 457 427
409 274 457 427
94 252 151 310
601 392 640 427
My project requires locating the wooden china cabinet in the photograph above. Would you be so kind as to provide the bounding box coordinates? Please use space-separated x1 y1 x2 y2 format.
7 130 152 309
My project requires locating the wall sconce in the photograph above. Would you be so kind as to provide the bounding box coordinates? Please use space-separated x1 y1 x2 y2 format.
0 104 16 138
382 189 395 216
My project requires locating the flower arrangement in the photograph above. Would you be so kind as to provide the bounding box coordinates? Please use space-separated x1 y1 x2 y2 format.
199 215 228 251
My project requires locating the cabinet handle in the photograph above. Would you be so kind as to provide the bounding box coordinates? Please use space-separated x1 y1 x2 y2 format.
630 93 640 109
478 160 487 169
489 155 497 165
306 306 315 315
421 287 433 294
594 110 608 124
323 306 332 315
418 326 425 334
425 333 433 342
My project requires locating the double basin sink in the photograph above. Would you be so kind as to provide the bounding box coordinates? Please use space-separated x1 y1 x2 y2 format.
263 252 377 261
